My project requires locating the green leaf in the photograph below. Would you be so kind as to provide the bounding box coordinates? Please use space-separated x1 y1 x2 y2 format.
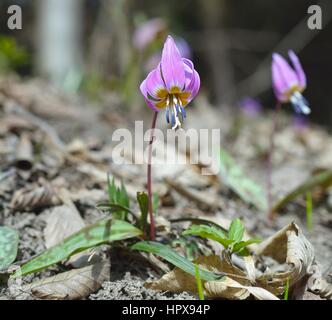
137 191 149 233
218 148 267 211
228 218 245 242
107 174 116 204
170 217 228 233
132 241 221 281
106 175 130 220
182 224 233 249
0 226 19 270
12 219 142 278
194 264 205 300
232 238 262 254
120 180 130 208
284 278 290 300
272 170 332 214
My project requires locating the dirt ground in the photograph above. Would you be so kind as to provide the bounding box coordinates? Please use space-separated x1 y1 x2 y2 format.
0 78 331 300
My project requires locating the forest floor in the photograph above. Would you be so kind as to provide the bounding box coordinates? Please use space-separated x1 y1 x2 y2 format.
0 77 331 300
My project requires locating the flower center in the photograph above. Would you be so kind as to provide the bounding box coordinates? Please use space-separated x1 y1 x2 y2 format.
165 94 186 130
289 91 311 115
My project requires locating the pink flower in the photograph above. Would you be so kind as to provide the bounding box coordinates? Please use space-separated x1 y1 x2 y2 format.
272 50 310 114
133 18 166 52
140 35 200 129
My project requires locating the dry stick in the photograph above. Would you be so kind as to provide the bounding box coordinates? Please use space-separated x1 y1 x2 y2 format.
267 101 281 220
147 111 158 241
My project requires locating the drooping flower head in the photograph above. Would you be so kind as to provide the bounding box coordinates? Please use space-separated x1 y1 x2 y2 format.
140 35 200 129
272 50 310 115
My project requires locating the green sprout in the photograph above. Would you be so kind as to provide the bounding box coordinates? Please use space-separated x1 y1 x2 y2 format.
182 218 261 255
195 264 205 300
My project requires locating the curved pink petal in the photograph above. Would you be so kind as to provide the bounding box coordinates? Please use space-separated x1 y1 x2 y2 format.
187 70 200 102
161 35 185 91
271 62 286 101
183 58 194 87
288 50 307 90
272 53 298 102
140 79 160 112
145 64 167 99
182 58 200 102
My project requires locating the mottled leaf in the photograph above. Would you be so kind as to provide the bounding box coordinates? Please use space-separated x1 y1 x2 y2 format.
13 219 142 278
0 226 19 270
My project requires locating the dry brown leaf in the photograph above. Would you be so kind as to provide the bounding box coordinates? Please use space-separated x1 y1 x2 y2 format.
146 223 316 300
205 277 279 300
44 205 85 249
254 222 315 296
307 264 332 300
146 253 279 300
146 254 253 299
23 261 110 300
43 202 90 268
10 182 61 212
243 256 256 283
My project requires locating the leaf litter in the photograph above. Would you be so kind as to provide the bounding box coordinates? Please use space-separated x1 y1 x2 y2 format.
0 77 331 300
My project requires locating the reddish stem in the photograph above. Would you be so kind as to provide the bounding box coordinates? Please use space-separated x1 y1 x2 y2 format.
147 111 158 240
267 101 281 220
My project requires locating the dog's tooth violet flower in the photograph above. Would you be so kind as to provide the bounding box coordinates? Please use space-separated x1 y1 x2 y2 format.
140 35 200 129
272 50 310 115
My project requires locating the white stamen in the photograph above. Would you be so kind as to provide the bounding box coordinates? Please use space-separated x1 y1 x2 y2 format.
290 92 311 115
171 105 182 130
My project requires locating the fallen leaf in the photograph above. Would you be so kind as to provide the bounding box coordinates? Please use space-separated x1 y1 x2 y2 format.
24 261 110 300
44 204 89 268
254 222 315 296
44 205 85 249
206 277 279 300
145 254 254 299
10 182 61 212
307 264 332 300
243 256 256 283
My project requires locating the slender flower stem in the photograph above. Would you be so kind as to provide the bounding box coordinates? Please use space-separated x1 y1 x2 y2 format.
147 111 158 240
267 101 281 220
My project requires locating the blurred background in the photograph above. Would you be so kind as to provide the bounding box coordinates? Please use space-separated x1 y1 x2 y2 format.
0 0 331 127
